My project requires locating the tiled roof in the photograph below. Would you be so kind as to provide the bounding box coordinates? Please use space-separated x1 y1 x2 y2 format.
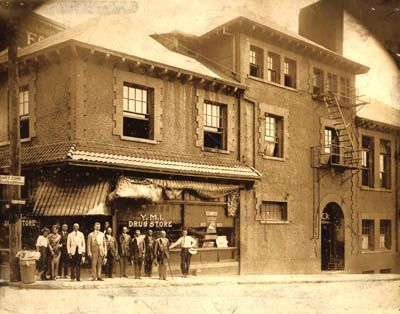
0 142 261 180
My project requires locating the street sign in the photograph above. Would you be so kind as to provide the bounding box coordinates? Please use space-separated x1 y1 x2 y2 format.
0 175 25 186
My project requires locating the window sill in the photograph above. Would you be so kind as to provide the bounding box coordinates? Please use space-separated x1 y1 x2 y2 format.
360 186 392 193
259 220 290 225
120 136 158 145
262 155 286 162
361 249 393 254
202 147 230 155
248 75 298 92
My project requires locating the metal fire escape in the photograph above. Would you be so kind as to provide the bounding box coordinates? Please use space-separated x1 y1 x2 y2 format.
311 86 369 177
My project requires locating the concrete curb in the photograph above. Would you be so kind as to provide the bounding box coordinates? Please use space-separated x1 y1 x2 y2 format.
5 274 400 290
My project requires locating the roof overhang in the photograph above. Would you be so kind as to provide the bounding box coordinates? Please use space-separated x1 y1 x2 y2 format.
0 39 246 94
199 16 369 75
356 116 400 133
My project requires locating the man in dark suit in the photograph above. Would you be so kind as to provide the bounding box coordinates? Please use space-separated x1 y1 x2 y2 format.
130 229 145 279
58 224 69 278
119 226 131 278
144 230 155 277
105 227 118 278
154 230 170 280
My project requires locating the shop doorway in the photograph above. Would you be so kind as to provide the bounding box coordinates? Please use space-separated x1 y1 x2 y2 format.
321 202 344 271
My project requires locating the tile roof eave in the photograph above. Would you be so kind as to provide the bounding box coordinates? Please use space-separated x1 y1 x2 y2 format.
67 159 261 182
199 16 369 75
1 39 247 91
355 116 400 131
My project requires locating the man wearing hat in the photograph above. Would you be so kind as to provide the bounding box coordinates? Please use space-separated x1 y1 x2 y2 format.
169 228 196 278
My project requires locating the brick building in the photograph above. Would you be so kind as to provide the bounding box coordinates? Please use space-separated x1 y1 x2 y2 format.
0 13 398 278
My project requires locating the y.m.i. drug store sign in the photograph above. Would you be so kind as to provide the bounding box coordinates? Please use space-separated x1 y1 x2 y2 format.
128 214 173 228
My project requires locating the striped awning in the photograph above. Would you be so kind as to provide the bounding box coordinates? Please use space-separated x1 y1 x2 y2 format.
31 180 111 216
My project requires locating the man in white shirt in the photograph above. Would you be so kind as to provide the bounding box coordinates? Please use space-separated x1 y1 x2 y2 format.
87 222 107 281
170 228 196 277
67 223 85 282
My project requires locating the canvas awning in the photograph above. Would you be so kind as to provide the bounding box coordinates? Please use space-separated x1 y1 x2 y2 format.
31 180 111 216
108 176 240 217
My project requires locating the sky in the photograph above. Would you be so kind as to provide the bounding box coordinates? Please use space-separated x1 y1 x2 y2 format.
37 0 399 111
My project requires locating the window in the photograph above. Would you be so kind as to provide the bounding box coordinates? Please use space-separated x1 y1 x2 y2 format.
261 202 288 222
264 114 283 158
19 85 29 139
249 46 263 78
203 101 227 150
123 83 153 139
361 136 374 187
327 73 338 94
361 219 374 250
324 127 340 164
313 68 324 95
267 52 280 83
379 220 391 250
283 58 296 88
340 77 350 105
379 140 391 189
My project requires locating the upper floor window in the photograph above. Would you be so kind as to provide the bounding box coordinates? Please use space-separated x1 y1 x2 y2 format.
123 83 154 139
361 136 374 187
379 220 391 250
267 52 280 84
361 219 374 251
313 68 324 95
264 114 283 158
379 140 391 189
19 85 29 139
203 101 227 150
249 46 263 78
340 77 350 105
327 72 338 94
283 58 296 88
261 201 288 222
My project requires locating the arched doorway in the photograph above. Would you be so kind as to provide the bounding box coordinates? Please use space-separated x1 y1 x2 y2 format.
321 202 345 271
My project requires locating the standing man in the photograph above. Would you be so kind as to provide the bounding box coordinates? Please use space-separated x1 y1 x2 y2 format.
58 224 69 278
87 222 107 281
119 226 131 278
105 227 118 278
154 230 170 280
67 223 85 282
130 230 145 279
144 230 155 277
170 228 196 278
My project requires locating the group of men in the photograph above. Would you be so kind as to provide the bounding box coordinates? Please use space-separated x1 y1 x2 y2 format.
57 222 196 281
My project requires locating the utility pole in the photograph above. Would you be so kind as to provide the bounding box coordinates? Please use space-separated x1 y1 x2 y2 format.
6 14 22 283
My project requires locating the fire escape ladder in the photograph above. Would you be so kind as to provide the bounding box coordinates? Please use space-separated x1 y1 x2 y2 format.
324 92 360 167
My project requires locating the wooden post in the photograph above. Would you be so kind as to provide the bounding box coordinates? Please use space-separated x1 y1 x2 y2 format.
6 18 22 282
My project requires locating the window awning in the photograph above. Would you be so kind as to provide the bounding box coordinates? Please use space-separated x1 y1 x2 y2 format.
31 180 111 216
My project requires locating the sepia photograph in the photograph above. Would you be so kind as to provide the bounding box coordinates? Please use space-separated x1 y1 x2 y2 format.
0 0 399 312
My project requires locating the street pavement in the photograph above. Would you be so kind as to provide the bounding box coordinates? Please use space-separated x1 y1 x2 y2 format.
0 274 399 313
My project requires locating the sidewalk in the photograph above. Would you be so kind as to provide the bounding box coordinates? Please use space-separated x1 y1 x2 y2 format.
4 273 400 289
